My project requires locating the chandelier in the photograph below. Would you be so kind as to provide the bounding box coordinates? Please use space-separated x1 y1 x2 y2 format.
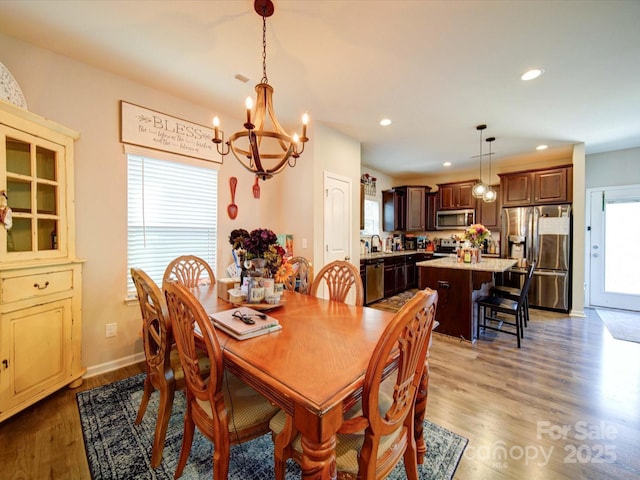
212 0 309 180
471 124 488 198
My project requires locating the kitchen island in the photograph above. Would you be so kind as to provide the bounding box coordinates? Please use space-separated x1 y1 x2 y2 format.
416 257 517 341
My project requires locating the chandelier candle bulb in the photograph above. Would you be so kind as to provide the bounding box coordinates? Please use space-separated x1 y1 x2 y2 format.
301 113 308 140
213 116 220 141
245 97 253 127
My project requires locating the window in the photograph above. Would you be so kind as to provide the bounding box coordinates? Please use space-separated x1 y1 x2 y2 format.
127 153 217 296
361 198 380 236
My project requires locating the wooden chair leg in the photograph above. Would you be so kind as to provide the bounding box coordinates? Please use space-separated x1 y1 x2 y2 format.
150 381 175 468
135 375 154 425
403 435 420 480
274 414 297 480
213 434 230 480
174 409 195 479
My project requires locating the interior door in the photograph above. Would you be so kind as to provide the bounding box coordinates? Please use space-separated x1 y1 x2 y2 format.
589 187 640 311
323 172 353 300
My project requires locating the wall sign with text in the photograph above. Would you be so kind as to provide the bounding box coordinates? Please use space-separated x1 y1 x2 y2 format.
120 101 221 163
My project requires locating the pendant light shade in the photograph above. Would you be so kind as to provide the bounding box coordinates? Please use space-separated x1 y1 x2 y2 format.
472 124 488 198
482 136 497 203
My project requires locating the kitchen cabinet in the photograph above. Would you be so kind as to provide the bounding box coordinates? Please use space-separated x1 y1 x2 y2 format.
500 165 572 207
382 185 431 232
0 100 84 423
383 257 398 297
425 191 437 231
382 188 406 232
437 180 477 210
477 185 501 230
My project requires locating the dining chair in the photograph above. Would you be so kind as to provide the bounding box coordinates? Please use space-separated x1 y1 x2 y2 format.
310 260 364 306
131 267 211 468
163 255 215 288
283 256 313 295
269 287 438 480
490 262 536 328
163 281 280 479
476 262 536 348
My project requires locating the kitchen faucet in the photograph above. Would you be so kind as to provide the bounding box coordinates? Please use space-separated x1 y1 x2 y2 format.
370 235 381 253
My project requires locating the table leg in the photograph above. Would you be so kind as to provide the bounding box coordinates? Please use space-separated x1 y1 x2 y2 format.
414 365 429 464
295 404 340 480
299 435 337 480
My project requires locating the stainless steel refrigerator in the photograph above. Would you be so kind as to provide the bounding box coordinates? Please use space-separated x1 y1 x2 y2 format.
501 205 572 312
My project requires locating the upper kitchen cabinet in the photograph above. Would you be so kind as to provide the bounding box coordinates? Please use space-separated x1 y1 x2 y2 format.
382 186 431 232
477 185 501 230
382 188 406 232
425 191 437 231
437 180 477 210
500 165 573 207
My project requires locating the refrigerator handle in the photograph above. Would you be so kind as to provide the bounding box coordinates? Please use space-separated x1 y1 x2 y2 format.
530 207 539 264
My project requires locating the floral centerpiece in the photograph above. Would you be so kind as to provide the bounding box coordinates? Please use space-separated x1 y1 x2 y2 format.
463 223 491 248
229 228 287 278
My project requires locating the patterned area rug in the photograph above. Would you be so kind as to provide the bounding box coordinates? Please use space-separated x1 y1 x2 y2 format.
77 374 467 479
368 289 419 312
596 308 640 343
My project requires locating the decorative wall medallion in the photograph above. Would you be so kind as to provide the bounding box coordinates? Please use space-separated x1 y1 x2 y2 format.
0 62 28 109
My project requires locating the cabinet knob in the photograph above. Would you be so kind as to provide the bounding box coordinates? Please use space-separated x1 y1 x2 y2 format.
2 359 7 369
34 281 50 290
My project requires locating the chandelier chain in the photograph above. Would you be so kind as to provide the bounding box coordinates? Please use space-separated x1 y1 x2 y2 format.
261 10 268 84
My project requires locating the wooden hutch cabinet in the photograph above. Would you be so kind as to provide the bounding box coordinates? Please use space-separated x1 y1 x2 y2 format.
437 180 477 210
500 165 573 207
0 100 84 423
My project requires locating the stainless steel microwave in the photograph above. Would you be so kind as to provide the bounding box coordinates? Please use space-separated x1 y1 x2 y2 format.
436 209 475 230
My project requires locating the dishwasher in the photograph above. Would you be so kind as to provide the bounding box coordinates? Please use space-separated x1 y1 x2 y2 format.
365 259 385 304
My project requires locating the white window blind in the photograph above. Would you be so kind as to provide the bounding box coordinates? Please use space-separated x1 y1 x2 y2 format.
127 154 217 295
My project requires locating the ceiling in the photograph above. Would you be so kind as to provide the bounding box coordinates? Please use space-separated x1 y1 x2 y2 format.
1 0 639 179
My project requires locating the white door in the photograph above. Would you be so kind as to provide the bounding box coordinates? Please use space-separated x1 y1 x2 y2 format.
589 186 640 311
322 172 353 299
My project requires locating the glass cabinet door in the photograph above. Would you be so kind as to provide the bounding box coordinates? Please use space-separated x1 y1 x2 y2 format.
3 127 64 257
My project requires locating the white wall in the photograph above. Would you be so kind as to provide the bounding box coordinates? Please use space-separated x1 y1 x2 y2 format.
586 147 640 188
0 33 322 372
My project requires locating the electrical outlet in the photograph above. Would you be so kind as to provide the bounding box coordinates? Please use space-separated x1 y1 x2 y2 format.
105 323 117 338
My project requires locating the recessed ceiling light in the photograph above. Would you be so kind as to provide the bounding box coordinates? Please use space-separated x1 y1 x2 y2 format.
536 144 548 150
521 68 543 81
443 162 452 167
379 118 392 126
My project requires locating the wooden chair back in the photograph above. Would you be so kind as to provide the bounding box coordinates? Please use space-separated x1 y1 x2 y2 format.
356 288 437 478
284 256 313 294
164 281 279 478
130 267 176 468
163 255 215 288
310 260 364 306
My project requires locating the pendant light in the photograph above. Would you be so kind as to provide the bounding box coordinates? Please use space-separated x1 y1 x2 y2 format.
471 124 488 198
483 136 497 203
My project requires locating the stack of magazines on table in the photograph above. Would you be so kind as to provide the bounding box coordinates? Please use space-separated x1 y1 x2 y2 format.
207 306 282 340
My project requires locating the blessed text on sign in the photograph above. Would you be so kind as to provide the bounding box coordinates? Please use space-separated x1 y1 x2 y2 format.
120 101 221 163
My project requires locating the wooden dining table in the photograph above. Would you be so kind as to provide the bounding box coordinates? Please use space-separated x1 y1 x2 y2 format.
193 286 430 480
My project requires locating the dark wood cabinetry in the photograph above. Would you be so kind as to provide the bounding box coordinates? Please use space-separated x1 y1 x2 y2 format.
500 165 572 207
425 192 437 231
382 188 406 232
477 185 501 230
382 185 431 232
437 180 477 210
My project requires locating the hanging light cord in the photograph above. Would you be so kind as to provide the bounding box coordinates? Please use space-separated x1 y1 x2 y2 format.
261 9 268 84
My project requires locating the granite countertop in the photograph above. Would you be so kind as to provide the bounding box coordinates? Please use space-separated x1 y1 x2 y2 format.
416 256 517 273
361 250 433 261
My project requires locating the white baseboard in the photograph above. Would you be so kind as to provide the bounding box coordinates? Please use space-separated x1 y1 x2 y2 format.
83 352 146 378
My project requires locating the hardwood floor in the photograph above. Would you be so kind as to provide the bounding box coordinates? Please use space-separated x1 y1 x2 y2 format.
0 308 638 479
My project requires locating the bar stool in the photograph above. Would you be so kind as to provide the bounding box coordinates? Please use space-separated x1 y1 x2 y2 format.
476 262 535 348
490 262 535 328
